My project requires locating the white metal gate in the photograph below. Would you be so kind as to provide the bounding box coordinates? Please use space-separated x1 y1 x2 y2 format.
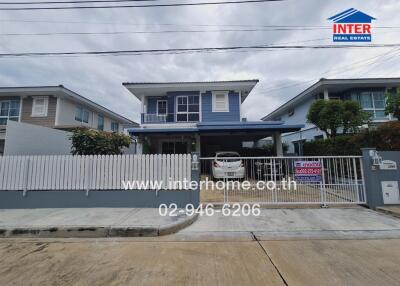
200 156 366 205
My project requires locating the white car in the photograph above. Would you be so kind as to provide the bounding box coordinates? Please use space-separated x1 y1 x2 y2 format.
212 152 245 179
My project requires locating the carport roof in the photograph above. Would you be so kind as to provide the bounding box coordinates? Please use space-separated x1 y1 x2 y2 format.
128 121 304 135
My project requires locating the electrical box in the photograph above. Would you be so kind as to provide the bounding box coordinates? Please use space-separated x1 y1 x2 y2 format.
381 181 400 204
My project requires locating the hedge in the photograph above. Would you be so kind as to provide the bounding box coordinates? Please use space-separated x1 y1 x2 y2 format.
303 121 400 156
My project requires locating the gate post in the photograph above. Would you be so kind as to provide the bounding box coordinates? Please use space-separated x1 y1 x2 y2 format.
319 158 328 208
191 152 200 207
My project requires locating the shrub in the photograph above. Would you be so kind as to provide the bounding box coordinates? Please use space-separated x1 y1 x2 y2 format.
70 127 132 155
303 121 400 155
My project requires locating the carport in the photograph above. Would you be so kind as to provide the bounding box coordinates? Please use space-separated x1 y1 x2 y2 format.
129 121 303 156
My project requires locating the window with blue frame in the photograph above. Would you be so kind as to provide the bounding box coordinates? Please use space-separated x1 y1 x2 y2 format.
0 100 20 125
176 95 199 122
75 106 89 123
351 91 387 119
98 115 104 131
111 121 119 132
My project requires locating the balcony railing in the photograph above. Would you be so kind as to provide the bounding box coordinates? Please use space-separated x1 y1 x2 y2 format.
142 113 171 123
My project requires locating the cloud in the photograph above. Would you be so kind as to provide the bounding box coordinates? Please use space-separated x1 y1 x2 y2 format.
0 0 399 123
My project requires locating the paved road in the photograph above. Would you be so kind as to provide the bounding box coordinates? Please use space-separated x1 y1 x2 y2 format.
1 207 400 285
0 238 400 285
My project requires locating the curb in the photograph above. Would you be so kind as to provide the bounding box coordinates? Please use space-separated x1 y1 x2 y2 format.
376 207 400 219
0 214 198 238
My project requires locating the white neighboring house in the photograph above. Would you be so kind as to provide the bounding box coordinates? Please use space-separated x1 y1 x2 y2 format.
0 85 137 155
261 78 399 155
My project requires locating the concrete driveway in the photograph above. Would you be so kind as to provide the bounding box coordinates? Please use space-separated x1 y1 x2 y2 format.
177 207 400 240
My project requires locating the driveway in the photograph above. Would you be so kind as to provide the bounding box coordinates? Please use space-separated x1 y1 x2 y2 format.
177 207 400 240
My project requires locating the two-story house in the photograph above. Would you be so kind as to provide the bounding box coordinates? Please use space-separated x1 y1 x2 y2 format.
124 80 303 156
0 85 137 155
261 78 399 155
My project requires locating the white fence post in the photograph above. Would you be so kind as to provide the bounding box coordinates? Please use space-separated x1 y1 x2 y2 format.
22 158 30 197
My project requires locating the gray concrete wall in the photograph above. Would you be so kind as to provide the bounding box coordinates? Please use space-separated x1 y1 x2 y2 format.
4 121 72 155
362 148 400 209
0 190 199 209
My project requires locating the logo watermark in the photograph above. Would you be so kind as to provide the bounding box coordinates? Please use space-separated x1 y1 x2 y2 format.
328 8 376 42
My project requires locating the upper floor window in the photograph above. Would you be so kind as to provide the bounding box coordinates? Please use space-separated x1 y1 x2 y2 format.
351 91 386 119
288 108 295 117
0 100 20 125
157 100 168 115
98 115 104 131
212 91 229 112
176 95 200 122
75 106 89 123
111 121 119 132
31 97 48 117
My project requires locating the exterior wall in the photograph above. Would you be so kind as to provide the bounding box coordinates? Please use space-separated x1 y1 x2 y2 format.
143 90 241 124
271 86 395 154
56 98 124 133
201 91 240 122
0 190 199 209
4 121 72 155
21 96 57 128
361 149 400 208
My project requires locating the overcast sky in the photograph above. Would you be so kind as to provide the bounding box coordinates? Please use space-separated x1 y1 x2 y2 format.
0 0 399 123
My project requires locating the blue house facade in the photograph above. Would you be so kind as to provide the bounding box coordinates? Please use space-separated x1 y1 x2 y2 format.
262 78 399 155
124 80 303 156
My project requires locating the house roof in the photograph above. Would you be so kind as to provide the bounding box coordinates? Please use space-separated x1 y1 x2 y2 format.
128 121 304 135
261 77 400 121
123 80 259 102
0 85 137 126
328 8 376 23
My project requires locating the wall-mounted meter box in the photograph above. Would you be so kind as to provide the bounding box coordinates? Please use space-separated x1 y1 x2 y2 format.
381 181 399 204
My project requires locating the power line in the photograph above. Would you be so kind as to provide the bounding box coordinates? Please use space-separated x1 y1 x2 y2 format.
2 18 399 30
252 48 400 96
0 27 332 36
0 44 399 58
0 0 160 4
0 0 283 10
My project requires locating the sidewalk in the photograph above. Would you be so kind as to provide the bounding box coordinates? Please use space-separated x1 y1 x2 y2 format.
0 208 197 238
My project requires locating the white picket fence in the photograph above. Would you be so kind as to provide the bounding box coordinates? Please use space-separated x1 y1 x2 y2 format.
0 154 192 191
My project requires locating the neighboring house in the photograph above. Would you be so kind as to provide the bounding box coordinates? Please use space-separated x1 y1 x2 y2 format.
124 80 303 156
261 78 399 155
0 85 137 155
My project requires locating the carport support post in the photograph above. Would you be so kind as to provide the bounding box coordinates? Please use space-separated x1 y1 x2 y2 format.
273 132 283 157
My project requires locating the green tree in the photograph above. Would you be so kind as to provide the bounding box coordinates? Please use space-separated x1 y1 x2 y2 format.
70 127 132 155
342 100 371 134
307 99 370 138
385 88 400 120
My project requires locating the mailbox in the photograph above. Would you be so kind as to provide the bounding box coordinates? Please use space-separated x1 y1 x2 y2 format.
381 181 400 204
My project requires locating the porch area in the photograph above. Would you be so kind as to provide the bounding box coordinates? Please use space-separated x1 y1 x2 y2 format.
130 121 304 157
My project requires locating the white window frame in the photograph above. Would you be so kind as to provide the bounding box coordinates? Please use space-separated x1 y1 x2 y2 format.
156 100 168 115
175 95 200 122
212 91 229 112
31 96 49 117
353 91 387 120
